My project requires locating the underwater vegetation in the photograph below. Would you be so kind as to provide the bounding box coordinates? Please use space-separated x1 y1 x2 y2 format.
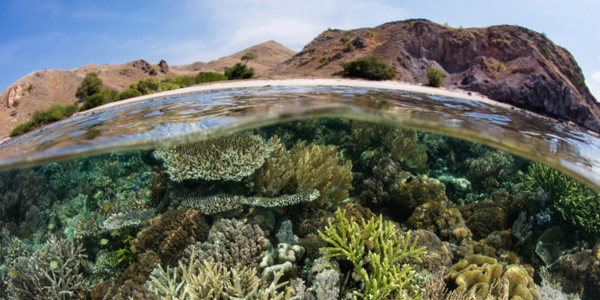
0 118 597 299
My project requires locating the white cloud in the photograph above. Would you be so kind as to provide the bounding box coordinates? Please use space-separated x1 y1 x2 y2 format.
593 70 600 83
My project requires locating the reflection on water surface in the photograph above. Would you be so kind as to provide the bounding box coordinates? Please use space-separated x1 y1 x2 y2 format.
0 85 598 299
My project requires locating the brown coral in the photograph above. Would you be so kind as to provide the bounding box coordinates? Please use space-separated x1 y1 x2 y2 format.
400 229 453 272
389 174 447 221
447 255 539 300
384 127 428 171
459 198 513 240
548 249 600 300
130 209 210 267
465 150 514 193
407 201 472 246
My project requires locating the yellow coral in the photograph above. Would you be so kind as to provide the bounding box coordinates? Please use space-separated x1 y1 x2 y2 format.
384 128 428 170
255 140 294 196
447 255 540 300
153 132 278 182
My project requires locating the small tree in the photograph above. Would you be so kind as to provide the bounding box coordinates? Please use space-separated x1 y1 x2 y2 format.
76 72 103 100
340 56 396 80
426 67 446 87
241 52 257 66
224 63 255 80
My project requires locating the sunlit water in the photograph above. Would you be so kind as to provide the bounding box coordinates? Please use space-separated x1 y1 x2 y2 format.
0 84 599 299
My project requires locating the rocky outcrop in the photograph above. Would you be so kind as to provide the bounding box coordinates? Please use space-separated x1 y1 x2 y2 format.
158 60 169 74
6 84 29 108
270 19 600 133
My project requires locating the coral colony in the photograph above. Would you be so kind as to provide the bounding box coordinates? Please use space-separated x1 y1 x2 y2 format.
1 119 598 300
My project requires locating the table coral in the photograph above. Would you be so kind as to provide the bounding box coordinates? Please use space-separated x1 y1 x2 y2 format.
153 131 278 182
130 209 210 267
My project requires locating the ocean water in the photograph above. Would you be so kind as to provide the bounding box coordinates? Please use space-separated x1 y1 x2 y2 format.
0 85 599 300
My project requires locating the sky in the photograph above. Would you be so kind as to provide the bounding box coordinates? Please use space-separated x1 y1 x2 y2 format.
1 0 599 99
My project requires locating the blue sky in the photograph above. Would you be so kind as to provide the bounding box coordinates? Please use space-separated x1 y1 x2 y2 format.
1 0 599 98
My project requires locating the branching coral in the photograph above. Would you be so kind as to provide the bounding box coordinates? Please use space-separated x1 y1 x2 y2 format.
520 162 600 235
6 236 88 300
180 218 270 269
318 209 426 300
384 128 428 171
146 251 292 300
153 132 278 182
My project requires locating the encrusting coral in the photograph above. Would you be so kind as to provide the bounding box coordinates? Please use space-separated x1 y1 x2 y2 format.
180 218 271 269
6 236 88 300
153 131 278 182
446 254 539 300
130 209 210 267
318 209 426 300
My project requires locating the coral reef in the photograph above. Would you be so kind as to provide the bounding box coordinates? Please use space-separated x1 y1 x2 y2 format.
446 254 539 300
458 198 514 240
130 209 210 267
258 243 306 281
359 157 399 205
319 209 426 300
384 127 428 171
180 218 270 269
93 251 123 281
153 131 278 182
255 140 353 207
389 174 448 221
465 150 514 192
276 220 299 245
399 229 454 272
548 249 600 299
407 201 473 247
5 236 88 299
512 211 534 246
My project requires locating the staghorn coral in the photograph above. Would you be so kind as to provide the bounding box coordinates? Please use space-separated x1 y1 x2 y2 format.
180 218 271 269
153 131 278 182
319 209 426 300
130 209 210 267
384 127 428 171
91 278 157 300
255 140 353 207
465 150 514 193
6 236 88 300
103 208 157 231
446 254 539 300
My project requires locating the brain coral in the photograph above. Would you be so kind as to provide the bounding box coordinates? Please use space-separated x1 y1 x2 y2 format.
153 131 278 182
447 254 540 300
130 209 210 267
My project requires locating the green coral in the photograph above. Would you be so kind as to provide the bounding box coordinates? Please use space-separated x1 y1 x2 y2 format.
521 162 600 235
318 209 426 300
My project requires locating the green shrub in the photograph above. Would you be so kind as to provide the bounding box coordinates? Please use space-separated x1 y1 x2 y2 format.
160 77 176 84
224 63 255 80
176 76 183 85
196 72 228 84
345 42 354 52
321 56 330 65
571 74 585 91
339 56 396 80
12 100 19 107
27 84 32 91
340 37 350 42
344 30 352 35
179 75 196 87
79 89 118 111
76 72 103 100
307 47 317 53
10 103 78 137
158 82 179 92
115 88 143 101
365 30 374 37
149 68 157 76
537 43 551 59
426 67 446 87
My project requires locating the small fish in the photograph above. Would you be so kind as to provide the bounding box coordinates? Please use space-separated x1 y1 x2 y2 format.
99 239 109 246
49 261 59 270
47 224 54 230
120 204 126 210
67 230 74 236
268 244 273 256
174 154 179 158
83 212 89 218
102 200 111 212
8 270 18 278
111 230 120 236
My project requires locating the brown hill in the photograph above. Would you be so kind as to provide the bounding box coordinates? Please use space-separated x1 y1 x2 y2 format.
0 41 295 138
268 19 600 133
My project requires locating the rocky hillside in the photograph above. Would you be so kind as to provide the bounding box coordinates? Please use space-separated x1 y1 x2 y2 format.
0 41 295 139
269 19 600 133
